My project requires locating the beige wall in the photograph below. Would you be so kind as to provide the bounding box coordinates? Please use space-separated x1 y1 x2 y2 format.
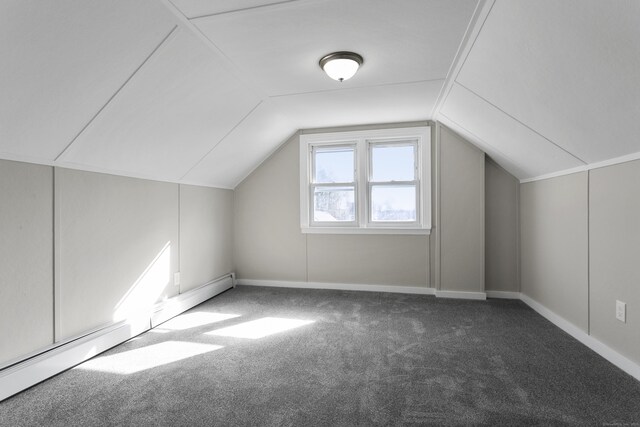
179 184 233 292
589 160 640 364
521 162 640 367
0 160 53 364
1 161 233 364
55 169 180 340
485 159 519 292
234 124 432 288
438 125 485 293
234 122 487 291
233 132 308 282
520 172 589 331
307 234 427 286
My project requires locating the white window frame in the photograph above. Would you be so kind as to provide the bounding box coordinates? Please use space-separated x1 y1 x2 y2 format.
309 142 358 228
300 126 431 235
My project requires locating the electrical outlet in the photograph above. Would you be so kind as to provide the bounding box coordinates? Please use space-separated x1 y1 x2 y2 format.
616 300 626 323
174 272 181 287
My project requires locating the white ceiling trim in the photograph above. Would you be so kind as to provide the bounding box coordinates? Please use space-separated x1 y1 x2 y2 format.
520 150 640 185
431 0 494 119
53 160 234 190
55 26 179 162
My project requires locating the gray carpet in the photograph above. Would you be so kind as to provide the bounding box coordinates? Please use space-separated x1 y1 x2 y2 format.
1 285 640 426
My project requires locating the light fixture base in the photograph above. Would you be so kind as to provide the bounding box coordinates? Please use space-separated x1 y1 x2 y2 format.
319 51 364 82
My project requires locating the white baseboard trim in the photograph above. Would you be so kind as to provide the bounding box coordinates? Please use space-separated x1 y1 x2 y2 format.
520 293 640 382
0 274 234 402
237 279 436 295
435 290 487 300
239 280 639 381
486 291 521 299
0 316 149 402
151 275 234 328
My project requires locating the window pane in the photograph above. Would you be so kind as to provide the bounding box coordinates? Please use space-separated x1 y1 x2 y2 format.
313 186 355 222
314 146 354 183
371 185 416 222
371 144 415 182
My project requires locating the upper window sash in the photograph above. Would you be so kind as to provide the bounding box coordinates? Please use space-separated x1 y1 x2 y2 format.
310 143 356 185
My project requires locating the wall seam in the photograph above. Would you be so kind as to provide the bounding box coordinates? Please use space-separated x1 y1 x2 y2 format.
51 167 56 343
436 124 442 291
305 234 309 283
481 153 486 292
586 171 590 335
52 168 62 342
177 184 181 294
516 178 521 293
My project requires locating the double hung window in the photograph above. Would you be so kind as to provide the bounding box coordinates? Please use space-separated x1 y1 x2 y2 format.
300 127 431 234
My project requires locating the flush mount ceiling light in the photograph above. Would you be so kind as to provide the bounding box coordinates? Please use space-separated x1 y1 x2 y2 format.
319 51 364 82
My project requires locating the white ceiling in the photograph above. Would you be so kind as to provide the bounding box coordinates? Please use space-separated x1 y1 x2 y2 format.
2 0 637 187
437 0 640 180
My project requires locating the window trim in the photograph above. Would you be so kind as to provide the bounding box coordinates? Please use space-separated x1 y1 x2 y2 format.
300 126 431 235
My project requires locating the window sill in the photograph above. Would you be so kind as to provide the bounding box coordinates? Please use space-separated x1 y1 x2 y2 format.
301 227 431 235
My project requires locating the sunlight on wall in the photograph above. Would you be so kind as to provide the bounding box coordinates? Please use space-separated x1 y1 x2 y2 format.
76 341 222 375
159 312 240 331
205 317 315 339
113 241 172 322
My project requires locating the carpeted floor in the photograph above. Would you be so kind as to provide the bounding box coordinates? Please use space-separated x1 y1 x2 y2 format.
1 285 640 426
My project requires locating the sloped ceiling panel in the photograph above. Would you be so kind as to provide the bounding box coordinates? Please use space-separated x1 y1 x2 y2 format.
271 81 441 131
59 29 261 182
170 0 289 19
455 0 640 166
441 83 585 179
183 101 294 188
193 0 477 96
0 1 176 162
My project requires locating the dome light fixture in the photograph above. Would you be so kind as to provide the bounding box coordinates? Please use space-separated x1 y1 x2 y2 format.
319 51 364 82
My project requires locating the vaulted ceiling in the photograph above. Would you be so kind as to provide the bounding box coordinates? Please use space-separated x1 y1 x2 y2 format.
1 1 638 188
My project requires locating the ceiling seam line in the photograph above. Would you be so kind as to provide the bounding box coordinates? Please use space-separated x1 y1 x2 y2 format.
161 0 269 101
431 0 496 119
46 159 234 190
179 101 264 180
438 112 523 174
268 78 445 98
454 81 588 165
188 0 303 20
54 25 179 162
451 0 496 90
431 0 492 118
159 0 321 139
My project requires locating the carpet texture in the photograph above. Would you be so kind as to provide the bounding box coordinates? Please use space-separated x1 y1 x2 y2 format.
1 285 639 426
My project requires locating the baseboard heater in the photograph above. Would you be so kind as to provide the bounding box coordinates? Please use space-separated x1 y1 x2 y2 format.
0 273 235 402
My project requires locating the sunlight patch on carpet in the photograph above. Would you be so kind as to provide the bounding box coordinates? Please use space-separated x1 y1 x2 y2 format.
76 341 222 374
205 317 314 339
